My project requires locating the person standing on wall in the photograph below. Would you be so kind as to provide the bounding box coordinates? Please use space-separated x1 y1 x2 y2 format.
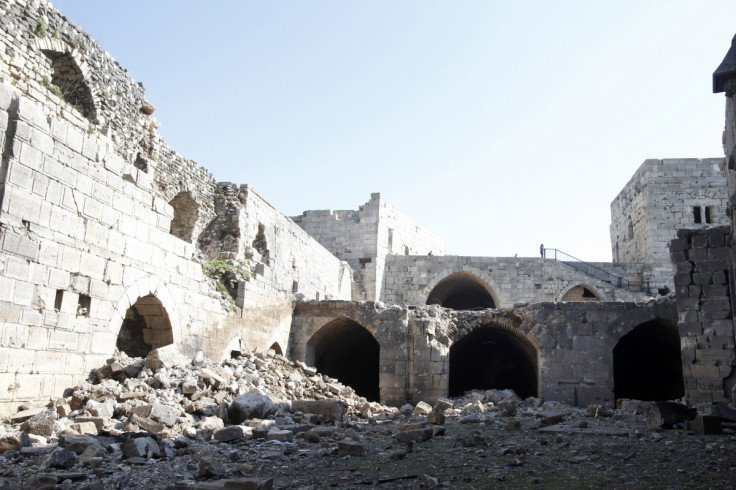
540 244 544 258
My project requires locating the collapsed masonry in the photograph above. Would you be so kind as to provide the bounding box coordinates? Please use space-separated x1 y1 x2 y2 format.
0 0 734 416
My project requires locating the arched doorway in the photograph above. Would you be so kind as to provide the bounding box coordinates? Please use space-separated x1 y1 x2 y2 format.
427 272 496 310
117 295 173 357
449 325 538 398
613 319 684 401
561 284 602 302
306 318 380 401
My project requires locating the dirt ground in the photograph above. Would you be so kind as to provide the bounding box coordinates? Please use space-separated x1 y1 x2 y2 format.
1 406 734 489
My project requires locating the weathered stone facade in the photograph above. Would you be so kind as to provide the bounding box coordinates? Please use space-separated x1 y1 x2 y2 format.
670 226 735 404
292 193 444 301
291 299 681 407
610 158 729 292
0 0 732 415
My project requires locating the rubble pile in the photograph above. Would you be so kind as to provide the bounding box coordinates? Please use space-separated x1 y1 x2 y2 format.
0 347 735 488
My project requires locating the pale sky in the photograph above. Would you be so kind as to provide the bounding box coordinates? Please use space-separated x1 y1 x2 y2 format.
52 1 736 261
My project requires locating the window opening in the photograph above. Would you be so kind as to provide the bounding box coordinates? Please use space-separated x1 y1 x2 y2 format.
705 206 713 224
54 290 64 311
693 206 702 224
77 294 91 317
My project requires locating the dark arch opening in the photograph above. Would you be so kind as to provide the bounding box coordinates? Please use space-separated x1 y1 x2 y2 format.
117 295 173 357
169 192 199 243
613 319 684 402
269 342 283 356
449 325 538 398
561 284 601 302
427 272 496 310
306 319 380 401
41 50 97 123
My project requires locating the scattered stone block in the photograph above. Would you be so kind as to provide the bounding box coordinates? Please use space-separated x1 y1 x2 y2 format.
412 401 433 416
338 440 365 456
122 436 160 460
395 427 433 443
291 399 344 422
686 414 721 435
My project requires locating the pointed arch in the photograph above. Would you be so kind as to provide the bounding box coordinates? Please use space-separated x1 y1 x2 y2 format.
613 318 684 401
426 271 498 310
449 322 539 398
36 39 98 123
105 276 182 356
306 317 379 401
559 284 603 302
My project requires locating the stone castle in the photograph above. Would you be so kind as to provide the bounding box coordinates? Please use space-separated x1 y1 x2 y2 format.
0 0 734 416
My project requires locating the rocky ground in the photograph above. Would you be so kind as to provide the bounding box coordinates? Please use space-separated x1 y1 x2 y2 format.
0 347 735 489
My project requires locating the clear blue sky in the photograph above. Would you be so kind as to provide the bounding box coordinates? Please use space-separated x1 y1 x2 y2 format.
52 0 736 261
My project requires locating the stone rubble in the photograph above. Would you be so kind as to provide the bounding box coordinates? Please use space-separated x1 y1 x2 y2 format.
0 347 734 488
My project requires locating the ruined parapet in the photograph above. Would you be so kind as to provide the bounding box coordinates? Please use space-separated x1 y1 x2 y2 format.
670 226 736 405
0 0 217 243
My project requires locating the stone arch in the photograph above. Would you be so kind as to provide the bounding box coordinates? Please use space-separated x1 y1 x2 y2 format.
169 191 199 243
117 295 173 357
107 276 182 357
426 271 498 310
306 317 380 401
559 284 603 302
269 342 283 356
449 322 539 398
36 40 98 123
613 318 684 402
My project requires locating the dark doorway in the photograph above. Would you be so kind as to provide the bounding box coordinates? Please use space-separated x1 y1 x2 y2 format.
427 272 496 310
449 326 538 398
613 319 684 401
117 295 173 357
306 319 380 402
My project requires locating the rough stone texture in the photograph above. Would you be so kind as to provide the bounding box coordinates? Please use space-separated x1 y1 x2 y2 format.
292 299 679 407
292 193 445 301
670 226 736 404
610 158 728 292
382 255 648 308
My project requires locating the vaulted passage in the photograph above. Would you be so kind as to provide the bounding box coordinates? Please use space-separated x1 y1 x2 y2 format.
613 319 684 402
306 319 380 402
427 272 496 310
449 326 537 398
117 295 173 357
41 50 97 123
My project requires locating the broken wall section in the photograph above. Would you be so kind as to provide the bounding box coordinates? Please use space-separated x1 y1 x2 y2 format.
670 226 736 404
198 184 354 358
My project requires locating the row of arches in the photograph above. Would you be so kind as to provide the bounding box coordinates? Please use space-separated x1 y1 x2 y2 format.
426 272 603 310
298 316 685 404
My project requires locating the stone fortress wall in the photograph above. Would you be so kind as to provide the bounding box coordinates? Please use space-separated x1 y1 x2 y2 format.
0 0 734 414
292 193 444 301
0 0 353 415
610 158 728 292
